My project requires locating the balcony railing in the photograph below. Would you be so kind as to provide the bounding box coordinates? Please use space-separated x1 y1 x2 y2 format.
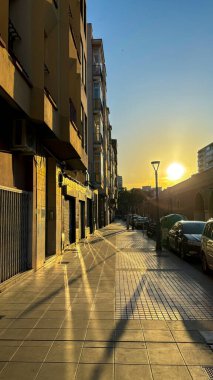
8 19 21 53
93 64 102 77
93 98 103 112
94 132 103 145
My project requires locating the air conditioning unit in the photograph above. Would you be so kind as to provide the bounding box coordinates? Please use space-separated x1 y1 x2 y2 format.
11 119 36 154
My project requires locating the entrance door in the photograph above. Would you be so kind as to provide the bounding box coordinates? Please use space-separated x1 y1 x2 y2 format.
80 201 85 239
45 158 56 258
69 197 76 243
87 198 93 234
64 196 76 247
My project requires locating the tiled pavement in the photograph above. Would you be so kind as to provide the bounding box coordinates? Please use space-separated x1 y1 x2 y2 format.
0 222 213 379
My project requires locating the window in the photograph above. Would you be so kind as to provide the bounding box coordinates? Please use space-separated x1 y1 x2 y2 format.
69 99 77 126
83 53 87 91
182 222 205 234
80 40 83 81
93 82 102 100
81 104 83 138
94 115 103 134
93 54 99 65
94 152 103 184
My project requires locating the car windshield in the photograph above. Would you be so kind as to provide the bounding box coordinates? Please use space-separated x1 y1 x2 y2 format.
182 222 205 234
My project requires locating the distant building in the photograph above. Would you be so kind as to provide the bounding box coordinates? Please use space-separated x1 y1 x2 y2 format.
198 143 213 173
87 24 118 227
117 176 123 190
142 186 162 194
142 186 152 192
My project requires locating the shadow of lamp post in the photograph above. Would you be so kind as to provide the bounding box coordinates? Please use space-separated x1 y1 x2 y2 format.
151 161 162 252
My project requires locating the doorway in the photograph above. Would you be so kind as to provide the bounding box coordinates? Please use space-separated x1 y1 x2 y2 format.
80 201 85 239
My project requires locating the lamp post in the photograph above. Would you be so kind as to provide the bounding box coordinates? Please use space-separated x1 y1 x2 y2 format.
151 161 162 252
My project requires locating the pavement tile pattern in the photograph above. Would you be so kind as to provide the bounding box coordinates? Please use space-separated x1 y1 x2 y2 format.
0 223 212 379
115 232 213 320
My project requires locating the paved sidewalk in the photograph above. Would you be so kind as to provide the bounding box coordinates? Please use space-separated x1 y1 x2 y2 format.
0 222 213 379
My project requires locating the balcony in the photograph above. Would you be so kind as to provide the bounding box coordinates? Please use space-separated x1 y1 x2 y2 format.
69 122 88 170
44 89 58 133
93 98 103 113
93 64 106 78
93 64 102 77
0 41 31 115
94 132 103 145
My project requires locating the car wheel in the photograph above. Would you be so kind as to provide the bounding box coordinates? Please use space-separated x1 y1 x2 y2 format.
201 252 210 274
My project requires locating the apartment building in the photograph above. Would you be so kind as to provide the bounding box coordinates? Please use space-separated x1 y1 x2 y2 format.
109 138 118 222
87 23 118 228
117 175 123 191
198 143 213 173
0 0 94 284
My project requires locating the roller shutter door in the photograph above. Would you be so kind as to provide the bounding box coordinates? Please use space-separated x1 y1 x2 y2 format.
0 187 30 283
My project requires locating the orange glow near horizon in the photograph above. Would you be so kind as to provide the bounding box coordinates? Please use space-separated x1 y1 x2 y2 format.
123 161 196 191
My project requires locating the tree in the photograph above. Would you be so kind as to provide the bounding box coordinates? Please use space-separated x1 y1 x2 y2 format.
118 188 148 216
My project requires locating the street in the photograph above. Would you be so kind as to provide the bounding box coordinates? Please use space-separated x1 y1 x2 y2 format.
0 222 213 379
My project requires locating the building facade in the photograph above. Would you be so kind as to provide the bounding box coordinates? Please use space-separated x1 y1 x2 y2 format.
87 23 117 228
198 143 213 173
0 0 96 285
117 175 123 191
159 168 213 221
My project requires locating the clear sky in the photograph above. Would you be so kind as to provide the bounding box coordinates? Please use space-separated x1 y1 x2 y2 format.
87 0 213 189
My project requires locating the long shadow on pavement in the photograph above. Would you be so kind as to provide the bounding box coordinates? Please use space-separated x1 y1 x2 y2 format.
88 276 146 380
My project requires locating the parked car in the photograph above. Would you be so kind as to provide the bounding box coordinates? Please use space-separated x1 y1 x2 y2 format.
201 219 213 273
160 214 187 246
135 217 149 229
146 221 157 238
129 214 138 228
168 220 206 259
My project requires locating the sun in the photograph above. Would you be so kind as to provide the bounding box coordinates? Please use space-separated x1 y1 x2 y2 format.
167 163 185 181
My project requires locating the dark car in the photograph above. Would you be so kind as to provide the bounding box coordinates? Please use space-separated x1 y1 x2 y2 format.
146 221 157 238
129 214 138 229
168 220 206 259
135 217 149 229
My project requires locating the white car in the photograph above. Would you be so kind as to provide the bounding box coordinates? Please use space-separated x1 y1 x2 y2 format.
201 219 213 273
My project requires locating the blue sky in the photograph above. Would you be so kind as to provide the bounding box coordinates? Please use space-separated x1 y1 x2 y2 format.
88 0 213 188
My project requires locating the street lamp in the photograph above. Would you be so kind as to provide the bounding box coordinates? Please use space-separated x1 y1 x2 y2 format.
151 161 162 252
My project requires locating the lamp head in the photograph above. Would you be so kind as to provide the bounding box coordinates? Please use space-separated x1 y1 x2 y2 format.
151 161 160 171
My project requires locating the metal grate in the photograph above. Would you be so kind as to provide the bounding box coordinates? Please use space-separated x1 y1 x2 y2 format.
0 187 30 283
202 367 213 379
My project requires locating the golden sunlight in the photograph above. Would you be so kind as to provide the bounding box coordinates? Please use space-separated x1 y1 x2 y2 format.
167 163 185 181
